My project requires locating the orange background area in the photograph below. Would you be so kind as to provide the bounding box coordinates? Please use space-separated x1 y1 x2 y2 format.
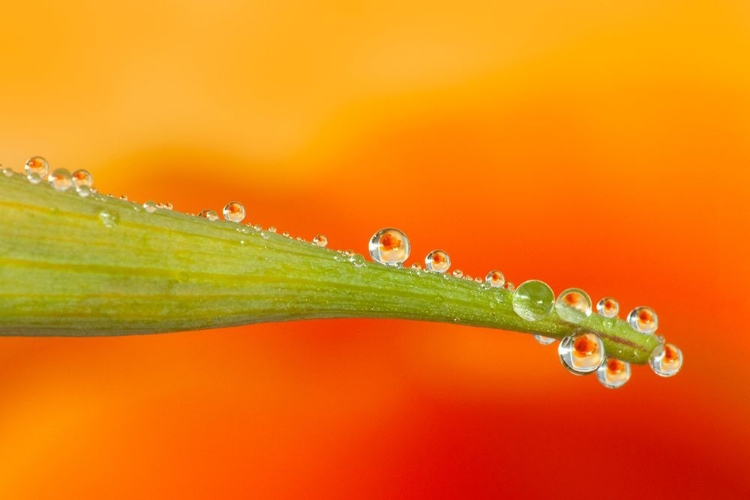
1 1 749 498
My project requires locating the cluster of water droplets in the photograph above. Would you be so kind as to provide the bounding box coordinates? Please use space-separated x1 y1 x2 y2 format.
362 226 682 388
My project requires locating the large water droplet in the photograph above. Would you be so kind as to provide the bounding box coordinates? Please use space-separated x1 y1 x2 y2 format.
48 168 73 191
198 209 219 221
72 169 93 188
534 335 556 345
99 210 118 228
368 228 410 266
143 201 157 213
597 357 631 388
648 343 682 377
627 306 658 334
485 270 505 288
512 280 554 322
223 201 245 223
596 297 619 318
555 288 592 324
558 331 605 375
313 235 328 247
25 156 49 183
425 250 451 273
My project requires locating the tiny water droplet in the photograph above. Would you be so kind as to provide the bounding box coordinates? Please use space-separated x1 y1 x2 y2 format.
452 269 464 278
282 232 291 238
71 169 93 188
596 297 619 318
627 306 658 334
268 226 277 233
649 343 682 377
99 210 118 228
48 168 73 191
261 232 270 240
164 202 173 210
512 280 554 322
558 331 605 375
485 270 505 288
425 250 451 273
76 185 92 197
534 335 556 345
350 254 366 267
25 156 49 183
343 249 354 257
597 357 631 388
505 282 515 292
143 201 157 213
198 209 219 221
411 263 422 270
555 288 592 324
223 201 245 223
369 228 410 266
473 277 483 283
119 195 128 201
2 167 14 177
313 235 328 247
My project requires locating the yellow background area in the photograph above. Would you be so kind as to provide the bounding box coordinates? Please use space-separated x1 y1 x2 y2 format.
1 1 749 498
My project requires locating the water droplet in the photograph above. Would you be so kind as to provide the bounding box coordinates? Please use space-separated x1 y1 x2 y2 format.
268 226 277 233
25 156 49 183
596 297 619 318
2 167 14 177
534 335 556 345
555 288 592 324
71 169 93 188
627 306 658 334
143 201 157 213
198 209 219 221
343 249 354 257
350 254 366 267
48 168 73 191
485 270 505 288
474 277 483 283
597 357 631 388
558 331 605 375
99 210 118 228
282 232 291 238
313 234 328 247
452 269 464 278
425 250 451 273
368 228 410 266
505 282 515 292
119 195 128 201
648 343 682 377
411 263 422 270
223 201 245 223
163 202 173 210
512 280 554 322
76 185 92 197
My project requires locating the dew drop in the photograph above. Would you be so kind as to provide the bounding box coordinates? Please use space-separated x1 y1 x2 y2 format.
505 282 515 292
313 234 328 247
99 210 118 228
369 228 410 266
597 357 632 388
648 343 682 377
268 226 277 233
425 250 451 273
143 201 157 213
512 280 554 322
350 254 366 267
555 288 592 324
119 195 129 201
534 335 556 346
411 263 422 270
76 185 92 197
282 232 291 238
2 167 14 177
48 168 73 191
223 201 245 223
485 270 505 288
71 169 93 188
627 306 658 334
474 277 483 283
558 331 605 375
25 156 49 183
198 209 219 221
452 269 464 278
596 297 619 318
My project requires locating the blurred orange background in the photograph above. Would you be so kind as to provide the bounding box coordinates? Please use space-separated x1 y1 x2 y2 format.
1 1 749 498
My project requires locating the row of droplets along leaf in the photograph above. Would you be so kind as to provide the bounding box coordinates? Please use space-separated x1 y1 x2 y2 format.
366 227 682 388
5 157 682 387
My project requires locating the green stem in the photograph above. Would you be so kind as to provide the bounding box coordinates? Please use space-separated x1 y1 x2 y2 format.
0 173 659 364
